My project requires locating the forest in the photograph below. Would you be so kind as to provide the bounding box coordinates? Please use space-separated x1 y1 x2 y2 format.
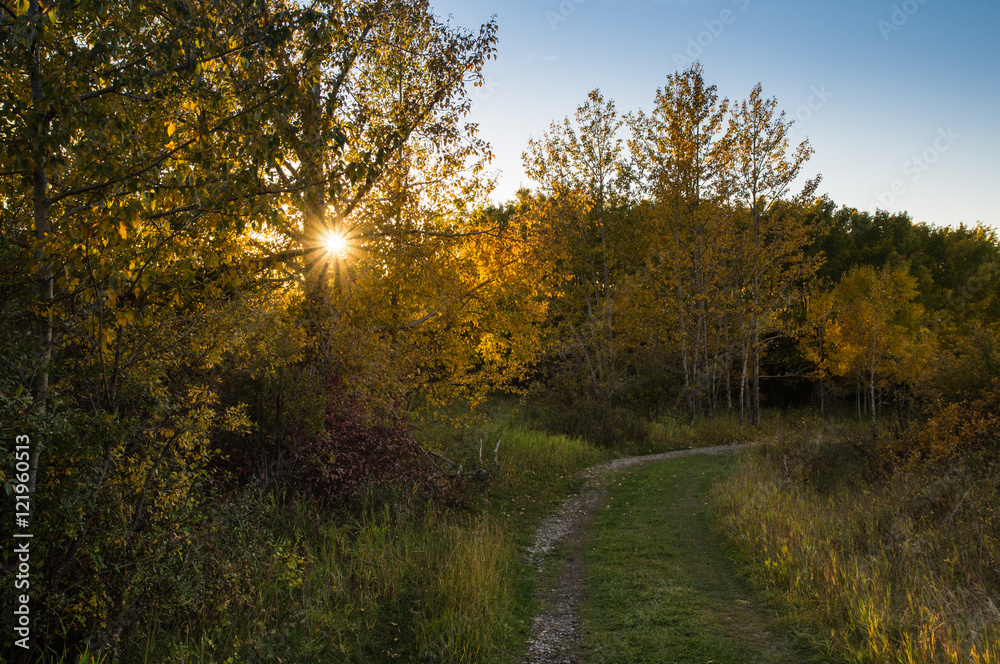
2 0 999 662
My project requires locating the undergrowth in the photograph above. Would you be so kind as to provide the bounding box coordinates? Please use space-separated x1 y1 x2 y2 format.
94 398 608 664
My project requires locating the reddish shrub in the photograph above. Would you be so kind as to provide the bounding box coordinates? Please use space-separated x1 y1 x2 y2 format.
295 382 428 506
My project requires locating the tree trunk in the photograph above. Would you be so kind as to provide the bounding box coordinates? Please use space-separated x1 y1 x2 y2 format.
818 326 825 417
673 223 694 422
725 350 733 415
28 0 52 506
299 77 333 364
869 368 878 441
856 377 861 420
750 198 762 428
751 323 761 427
739 348 748 433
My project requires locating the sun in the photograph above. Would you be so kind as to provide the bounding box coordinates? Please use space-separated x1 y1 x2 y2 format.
323 230 349 258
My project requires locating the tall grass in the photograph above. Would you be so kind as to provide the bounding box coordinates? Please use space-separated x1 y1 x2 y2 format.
493 426 606 488
714 433 1000 663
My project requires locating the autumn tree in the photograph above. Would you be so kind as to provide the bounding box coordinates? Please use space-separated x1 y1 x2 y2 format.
262 0 498 322
0 0 502 655
823 264 924 439
629 63 733 419
237 0 516 416
724 83 821 426
522 89 640 401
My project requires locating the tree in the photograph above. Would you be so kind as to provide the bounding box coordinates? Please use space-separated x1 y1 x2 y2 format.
823 264 924 439
629 63 733 419
262 0 498 313
724 83 821 426
522 89 639 400
0 0 502 655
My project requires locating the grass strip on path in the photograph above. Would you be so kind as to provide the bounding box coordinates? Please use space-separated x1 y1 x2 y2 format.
582 455 833 664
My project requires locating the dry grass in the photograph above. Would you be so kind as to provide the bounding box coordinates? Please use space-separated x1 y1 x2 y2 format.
714 433 1000 663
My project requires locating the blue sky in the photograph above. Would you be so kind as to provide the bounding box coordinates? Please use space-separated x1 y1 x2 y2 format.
431 0 999 228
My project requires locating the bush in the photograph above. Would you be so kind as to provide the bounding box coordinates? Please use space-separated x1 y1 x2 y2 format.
878 399 1000 473
294 380 431 506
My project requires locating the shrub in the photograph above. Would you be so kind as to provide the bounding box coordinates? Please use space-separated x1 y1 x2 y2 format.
879 399 1000 473
294 380 431 506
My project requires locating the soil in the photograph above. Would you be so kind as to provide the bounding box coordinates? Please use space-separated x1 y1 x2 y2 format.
520 444 748 664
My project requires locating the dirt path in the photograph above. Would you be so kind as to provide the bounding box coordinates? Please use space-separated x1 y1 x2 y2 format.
520 444 748 664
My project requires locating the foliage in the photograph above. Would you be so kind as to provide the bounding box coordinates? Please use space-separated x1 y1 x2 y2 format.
1 0 504 658
2 0 998 654
814 264 926 437
629 64 735 419
880 326 1000 471
117 414 606 664
522 66 823 425
294 379 427 507
522 90 640 402
811 203 1000 332
539 396 651 449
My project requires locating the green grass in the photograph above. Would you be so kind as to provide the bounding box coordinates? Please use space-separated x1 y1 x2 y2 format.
582 455 833 664
640 413 749 454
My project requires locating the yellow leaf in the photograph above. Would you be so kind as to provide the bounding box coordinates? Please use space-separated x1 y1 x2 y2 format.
167 122 176 137
118 222 127 239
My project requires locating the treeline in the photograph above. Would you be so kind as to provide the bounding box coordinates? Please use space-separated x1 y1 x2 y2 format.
512 69 821 434
2 0 998 660
507 68 999 444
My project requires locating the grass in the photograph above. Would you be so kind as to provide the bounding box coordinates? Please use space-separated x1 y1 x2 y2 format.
115 408 609 664
618 407 824 456
484 425 610 527
714 429 1000 663
641 413 750 454
59 398 885 664
581 454 832 664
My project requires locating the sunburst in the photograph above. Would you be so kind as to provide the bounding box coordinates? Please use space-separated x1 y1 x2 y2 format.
323 229 350 258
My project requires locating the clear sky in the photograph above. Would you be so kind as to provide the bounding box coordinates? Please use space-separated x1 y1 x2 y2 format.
431 0 999 229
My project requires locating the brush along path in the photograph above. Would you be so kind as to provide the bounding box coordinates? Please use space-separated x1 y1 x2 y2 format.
521 445 747 664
